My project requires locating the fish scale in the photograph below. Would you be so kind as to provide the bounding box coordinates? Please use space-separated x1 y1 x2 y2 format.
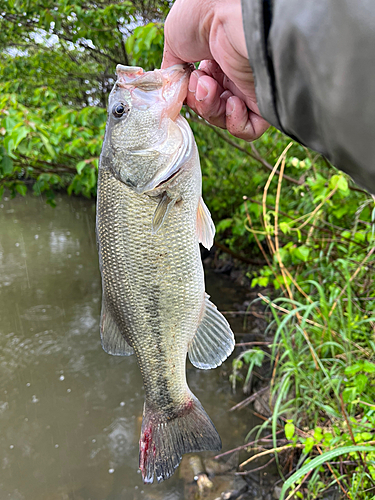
96 64 235 483
97 168 202 405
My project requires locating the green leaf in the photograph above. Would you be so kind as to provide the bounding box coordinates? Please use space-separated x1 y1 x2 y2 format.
329 174 348 193
250 278 258 288
76 160 87 174
273 275 286 290
12 125 29 148
15 183 27 196
342 386 357 403
2 154 13 174
294 245 310 262
39 133 55 158
362 361 375 373
280 445 375 500
243 349 265 367
285 422 295 440
323 433 333 446
356 432 373 442
258 276 269 287
216 218 233 233
345 362 364 377
337 176 348 193
303 437 315 454
354 374 368 393
279 221 290 234
5 116 17 132
314 427 323 442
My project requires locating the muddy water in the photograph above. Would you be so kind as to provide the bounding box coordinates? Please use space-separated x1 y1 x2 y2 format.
0 194 257 500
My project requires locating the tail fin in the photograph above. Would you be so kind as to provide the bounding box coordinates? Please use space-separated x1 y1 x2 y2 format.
139 394 221 484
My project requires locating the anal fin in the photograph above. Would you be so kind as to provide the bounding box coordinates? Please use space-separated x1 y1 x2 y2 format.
196 197 215 250
100 299 134 356
188 294 235 369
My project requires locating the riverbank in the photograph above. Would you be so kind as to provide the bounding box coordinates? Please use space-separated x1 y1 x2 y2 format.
205 243 375 500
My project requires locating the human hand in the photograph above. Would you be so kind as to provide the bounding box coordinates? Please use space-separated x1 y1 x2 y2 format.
162 0 269 141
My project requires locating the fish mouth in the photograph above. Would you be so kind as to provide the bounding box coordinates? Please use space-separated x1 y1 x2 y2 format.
115 63 193 91
114 63 192 121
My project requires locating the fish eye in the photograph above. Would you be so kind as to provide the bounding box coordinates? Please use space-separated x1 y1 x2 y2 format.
112 102 129 118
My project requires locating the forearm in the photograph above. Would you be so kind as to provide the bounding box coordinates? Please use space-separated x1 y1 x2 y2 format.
242 0 375 192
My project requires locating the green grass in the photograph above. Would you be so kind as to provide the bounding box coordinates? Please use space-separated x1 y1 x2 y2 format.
232 146 375 500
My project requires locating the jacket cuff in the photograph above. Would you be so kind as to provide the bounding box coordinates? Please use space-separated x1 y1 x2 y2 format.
241 0 282 131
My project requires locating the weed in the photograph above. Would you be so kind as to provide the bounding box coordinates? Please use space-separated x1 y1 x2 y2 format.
232 146 375 499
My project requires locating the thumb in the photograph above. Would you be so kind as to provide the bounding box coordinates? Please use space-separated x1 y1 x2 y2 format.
161 43 185 70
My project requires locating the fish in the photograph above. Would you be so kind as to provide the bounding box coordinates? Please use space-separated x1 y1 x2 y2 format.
96 63 235 484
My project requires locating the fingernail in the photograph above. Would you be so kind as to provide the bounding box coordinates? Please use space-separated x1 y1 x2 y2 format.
188 72 198 93
196 80 209 101
227 97 235 116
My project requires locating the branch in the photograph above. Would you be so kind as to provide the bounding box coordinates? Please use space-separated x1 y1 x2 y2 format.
188 115 304 185
16 154 77 173
214 240 266 265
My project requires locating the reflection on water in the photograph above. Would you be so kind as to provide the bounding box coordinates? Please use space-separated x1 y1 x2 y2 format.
0 194 254 500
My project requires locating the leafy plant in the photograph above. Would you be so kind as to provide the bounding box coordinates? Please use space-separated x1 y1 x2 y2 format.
233 146 375 499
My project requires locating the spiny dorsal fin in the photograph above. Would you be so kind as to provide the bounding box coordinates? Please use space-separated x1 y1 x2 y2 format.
188 294 235 369
196 197 215 250
100 299 134 356
152 193 177 234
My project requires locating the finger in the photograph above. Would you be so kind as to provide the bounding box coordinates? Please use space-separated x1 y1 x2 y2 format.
226 96 269 141
198 60 226 88
161 47 185 69
199 60 261 116
183 70 208 106
186 74 228 129
161 3 213 69
162 21 185 69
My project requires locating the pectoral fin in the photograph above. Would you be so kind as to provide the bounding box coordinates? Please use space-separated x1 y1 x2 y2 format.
188 294 235 369
196 197 215 250
100 299 134 356
152 193 178 234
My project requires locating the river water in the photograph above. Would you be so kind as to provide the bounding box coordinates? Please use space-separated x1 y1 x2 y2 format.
0 194 258 500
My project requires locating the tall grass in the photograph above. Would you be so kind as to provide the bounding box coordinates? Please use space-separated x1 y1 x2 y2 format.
233 145 375 499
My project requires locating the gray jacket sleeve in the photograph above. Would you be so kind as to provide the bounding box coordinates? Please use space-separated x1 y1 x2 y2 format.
241 0 375 192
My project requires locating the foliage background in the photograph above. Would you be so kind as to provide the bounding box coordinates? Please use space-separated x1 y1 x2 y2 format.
1 2 374 498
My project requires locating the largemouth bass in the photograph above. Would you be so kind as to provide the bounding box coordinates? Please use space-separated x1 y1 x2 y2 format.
96 64 235 484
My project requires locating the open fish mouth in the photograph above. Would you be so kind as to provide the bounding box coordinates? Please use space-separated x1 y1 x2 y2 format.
115 63 194 91
114 63 193 121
